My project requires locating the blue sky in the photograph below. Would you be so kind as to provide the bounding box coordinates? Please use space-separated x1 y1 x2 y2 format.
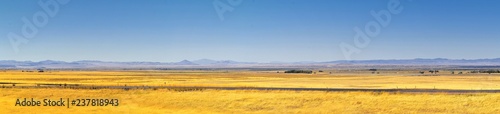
1 0 499 62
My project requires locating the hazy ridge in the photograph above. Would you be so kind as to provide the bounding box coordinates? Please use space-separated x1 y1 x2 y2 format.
1 58 500 69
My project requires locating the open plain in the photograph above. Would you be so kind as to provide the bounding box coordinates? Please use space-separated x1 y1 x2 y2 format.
0 70 499 113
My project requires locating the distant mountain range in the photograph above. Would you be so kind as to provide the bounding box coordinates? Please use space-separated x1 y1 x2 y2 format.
1 58 500 69
0 59 258 69
325 58 500 65
191 59 257 65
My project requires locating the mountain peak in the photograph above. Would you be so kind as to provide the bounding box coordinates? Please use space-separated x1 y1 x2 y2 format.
174 60 197 65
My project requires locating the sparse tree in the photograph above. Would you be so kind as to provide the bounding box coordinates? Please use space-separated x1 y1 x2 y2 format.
429 70 439 74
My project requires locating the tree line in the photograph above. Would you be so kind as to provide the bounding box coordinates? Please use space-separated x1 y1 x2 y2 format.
284 70 313 74
471 70 500 74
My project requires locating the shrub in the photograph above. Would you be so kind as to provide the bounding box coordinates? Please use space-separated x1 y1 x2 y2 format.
471 70 500 74
284 70 313 74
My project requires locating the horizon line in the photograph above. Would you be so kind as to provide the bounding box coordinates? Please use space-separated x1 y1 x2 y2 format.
2 58 500 63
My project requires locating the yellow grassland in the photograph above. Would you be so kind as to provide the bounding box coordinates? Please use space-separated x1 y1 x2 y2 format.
0 88 499 113
0 70 499 89
0 70 499 113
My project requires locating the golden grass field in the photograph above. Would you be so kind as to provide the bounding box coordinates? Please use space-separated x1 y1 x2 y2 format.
1 70 499 89
1 70 499 113
1 88 499 113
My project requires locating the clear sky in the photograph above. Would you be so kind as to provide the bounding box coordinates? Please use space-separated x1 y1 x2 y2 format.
1 0 499 62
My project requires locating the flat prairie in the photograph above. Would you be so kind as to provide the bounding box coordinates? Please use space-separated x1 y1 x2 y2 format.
0 70 499 113
1 70 499 89
1 88 499 113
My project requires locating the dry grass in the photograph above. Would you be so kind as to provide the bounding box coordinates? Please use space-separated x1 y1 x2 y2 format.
1 70 499 113
1 70 499 90
0 88 499 114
